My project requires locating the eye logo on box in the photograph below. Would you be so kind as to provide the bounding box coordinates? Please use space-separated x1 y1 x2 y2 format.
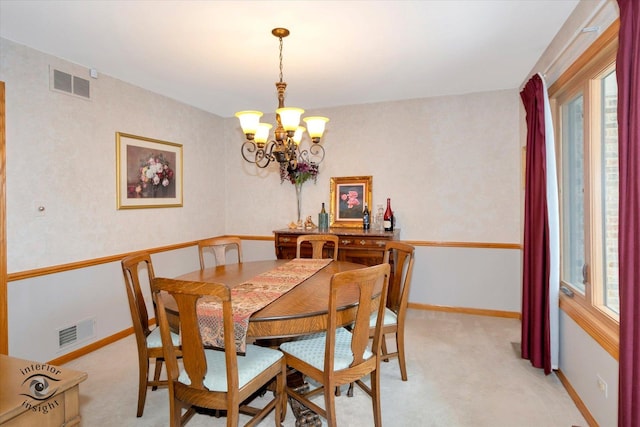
17 363 63 415
21 374 60 401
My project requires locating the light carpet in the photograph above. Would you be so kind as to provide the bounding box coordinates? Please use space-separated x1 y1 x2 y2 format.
62 309 587 426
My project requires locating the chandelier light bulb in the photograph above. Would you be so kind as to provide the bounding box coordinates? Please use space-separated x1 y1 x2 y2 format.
292 126 305 144
254 123 273 145
303 116 330 141
276 107 304 132
235 111 263 137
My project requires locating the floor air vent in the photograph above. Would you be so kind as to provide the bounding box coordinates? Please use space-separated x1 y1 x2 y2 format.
50 67 91 99
58 318 95 349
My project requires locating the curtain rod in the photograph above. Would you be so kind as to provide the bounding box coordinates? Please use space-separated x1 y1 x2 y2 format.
519 0 609 89
541 0 609 78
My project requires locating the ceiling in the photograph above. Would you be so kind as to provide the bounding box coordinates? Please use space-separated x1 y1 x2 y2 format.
0 0 581 118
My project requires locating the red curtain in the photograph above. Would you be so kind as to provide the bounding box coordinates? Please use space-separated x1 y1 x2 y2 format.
520 74 552 375
616 1 640 426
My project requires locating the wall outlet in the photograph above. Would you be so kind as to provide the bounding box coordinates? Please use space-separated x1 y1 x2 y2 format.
597 375 608 398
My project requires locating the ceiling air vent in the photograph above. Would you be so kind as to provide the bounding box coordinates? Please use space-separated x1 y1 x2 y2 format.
50 67 91 99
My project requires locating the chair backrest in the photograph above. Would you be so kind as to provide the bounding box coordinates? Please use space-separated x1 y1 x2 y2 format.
296 234 339 260
121 252 156 343
198 236 243 270
151 277 238 394
382 241 415 315
327 263 390 373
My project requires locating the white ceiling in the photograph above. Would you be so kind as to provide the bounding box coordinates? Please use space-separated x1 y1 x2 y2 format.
0 0 581 118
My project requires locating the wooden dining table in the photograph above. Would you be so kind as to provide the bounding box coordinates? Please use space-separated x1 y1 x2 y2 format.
163 258 378 425
164 259 378 341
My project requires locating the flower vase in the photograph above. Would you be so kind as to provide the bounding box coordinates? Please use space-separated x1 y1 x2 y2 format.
295 182 303 228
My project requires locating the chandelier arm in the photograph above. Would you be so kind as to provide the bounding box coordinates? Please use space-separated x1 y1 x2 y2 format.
300 144 325 166
297 148 308 163
241 141 273 168
261 140 279 165
240 141 259 163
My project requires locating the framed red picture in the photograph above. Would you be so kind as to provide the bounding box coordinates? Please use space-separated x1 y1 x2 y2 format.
329 176 372 227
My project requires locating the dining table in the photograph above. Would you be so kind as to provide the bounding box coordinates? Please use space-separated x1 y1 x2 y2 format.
162 258 381 425
164 258 377 341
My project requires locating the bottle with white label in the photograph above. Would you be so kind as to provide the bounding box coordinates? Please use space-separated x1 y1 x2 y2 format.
383 198 394 232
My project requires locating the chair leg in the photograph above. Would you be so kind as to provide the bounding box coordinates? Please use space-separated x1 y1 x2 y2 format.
324 384 338 427
371 369 382 427
277 364 287 425
226 405 239 426
347 382 354 397
169 397 182 427
136 359 149 417
152 358 163 390
381 335 390 362
396 330 408 381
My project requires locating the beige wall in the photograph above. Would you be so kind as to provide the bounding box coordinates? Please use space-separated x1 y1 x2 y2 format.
1 38 226 272
224 92 521 243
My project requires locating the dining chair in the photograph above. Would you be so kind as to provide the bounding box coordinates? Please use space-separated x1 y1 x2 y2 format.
345 241 415 397
279 263 390 427
120 252 181 417
295 234 339 260
197 236 243 270
151 277 286 427
376 241 415 381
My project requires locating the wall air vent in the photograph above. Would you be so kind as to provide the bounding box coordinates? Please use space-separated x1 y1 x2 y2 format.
57 318 95 349
58 325 77 347
73 75 90 98
50 67 91 99
53 69 72 93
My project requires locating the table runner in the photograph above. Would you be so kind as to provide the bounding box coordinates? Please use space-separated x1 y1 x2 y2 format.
197 258 333 353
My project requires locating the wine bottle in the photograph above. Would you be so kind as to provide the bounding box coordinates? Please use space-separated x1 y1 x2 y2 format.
383 198 394 231
362 203 370 230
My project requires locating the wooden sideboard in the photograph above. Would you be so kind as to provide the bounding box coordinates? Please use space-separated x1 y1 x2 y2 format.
274 227 400 267
0 354 87 426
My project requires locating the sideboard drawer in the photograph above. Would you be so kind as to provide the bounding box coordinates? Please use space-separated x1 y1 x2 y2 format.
276 235 297 245
336 237 389 250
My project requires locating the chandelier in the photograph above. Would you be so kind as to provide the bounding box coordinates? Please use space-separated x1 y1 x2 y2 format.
235 28 329 171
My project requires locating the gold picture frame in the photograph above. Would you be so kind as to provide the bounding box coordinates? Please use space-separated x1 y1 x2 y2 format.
329 176 373 228
116 132 183 209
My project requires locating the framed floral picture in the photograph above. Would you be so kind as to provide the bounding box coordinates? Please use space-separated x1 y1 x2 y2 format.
116 132 183 209
329 176 372 227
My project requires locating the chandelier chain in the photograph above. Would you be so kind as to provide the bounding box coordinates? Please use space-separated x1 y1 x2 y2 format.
278 36 284 83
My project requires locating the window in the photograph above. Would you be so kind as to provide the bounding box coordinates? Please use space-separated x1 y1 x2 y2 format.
561 93 585 294
600 70 619 314
549 23 620 358
558 68 619 315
